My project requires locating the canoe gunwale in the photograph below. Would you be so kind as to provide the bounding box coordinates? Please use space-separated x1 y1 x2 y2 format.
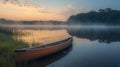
15 37 72 52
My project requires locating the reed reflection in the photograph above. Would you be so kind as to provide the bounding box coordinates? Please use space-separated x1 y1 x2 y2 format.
15 29 70 47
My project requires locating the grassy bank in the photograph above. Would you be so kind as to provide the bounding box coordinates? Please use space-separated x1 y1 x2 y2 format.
0 27 28 67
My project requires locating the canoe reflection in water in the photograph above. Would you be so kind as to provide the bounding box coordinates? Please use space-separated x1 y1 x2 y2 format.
14 37 73 62
15 44 73 67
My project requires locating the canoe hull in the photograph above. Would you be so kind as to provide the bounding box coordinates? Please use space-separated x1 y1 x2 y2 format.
15 37 73 62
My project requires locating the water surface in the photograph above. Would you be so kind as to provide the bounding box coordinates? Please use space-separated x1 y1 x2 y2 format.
0 25 120 67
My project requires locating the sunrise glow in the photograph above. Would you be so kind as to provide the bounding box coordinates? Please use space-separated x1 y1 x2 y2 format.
0 0 80 21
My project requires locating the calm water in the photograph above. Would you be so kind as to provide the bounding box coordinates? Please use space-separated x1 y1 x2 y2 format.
1 25 120 67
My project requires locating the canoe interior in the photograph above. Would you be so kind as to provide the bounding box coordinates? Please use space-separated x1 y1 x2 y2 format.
15 37 72 52
14 37 73 62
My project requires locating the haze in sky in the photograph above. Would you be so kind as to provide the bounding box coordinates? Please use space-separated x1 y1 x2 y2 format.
0 0 120 21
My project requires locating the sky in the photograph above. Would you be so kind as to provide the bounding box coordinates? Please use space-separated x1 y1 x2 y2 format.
0 0 120 21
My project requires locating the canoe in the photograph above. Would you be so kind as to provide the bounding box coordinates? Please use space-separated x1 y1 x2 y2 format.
14 37 73 62
16 45 72 66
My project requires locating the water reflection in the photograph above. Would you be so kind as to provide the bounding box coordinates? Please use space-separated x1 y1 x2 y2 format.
1 25 120 67
67 27 120 43
15 30 70 47
16 45 72 67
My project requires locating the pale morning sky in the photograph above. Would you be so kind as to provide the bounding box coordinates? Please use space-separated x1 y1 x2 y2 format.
0 0 120 21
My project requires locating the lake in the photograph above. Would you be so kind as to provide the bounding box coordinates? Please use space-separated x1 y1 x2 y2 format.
0 25 120 67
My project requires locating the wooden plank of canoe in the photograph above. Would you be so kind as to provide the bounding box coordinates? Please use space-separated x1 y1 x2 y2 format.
15 37 73 62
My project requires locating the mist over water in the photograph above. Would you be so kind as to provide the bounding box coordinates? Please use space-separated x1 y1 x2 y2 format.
1 0 120 66
0 25 120 67
1 24 120 29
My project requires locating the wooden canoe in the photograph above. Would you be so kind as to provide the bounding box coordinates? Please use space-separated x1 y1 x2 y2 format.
14 37 73 62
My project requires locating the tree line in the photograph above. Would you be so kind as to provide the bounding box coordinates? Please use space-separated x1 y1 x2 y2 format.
67 8 120 25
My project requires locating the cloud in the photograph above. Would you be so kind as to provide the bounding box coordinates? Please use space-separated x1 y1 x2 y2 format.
67 3 74 9
0 0 58 20
0 1 82 21
2 0 42 10
0 2 66 21
57 3 80 20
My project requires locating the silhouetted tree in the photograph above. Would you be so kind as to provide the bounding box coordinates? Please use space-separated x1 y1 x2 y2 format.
67 8 120 25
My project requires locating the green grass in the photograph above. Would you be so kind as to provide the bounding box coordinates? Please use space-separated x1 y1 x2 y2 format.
0 27 28 67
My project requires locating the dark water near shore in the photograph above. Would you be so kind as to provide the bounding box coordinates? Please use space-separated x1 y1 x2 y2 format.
0 25 120 67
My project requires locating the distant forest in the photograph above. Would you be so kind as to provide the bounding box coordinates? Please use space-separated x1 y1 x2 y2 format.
67 8 120 25
0 19 66 25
